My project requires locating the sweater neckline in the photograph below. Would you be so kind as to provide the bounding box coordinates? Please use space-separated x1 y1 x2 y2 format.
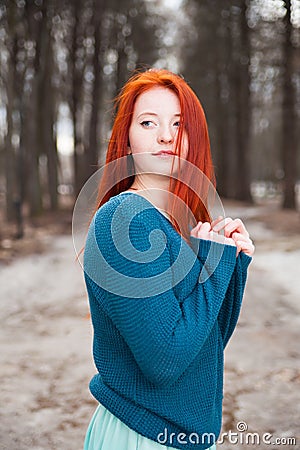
118 191 172 224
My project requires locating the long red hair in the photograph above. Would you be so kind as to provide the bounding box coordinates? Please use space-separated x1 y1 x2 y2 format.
94 69 216 242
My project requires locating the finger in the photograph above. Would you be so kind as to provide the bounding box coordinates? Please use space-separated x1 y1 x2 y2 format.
197 222 212 239
199 222 211 233
210 232 234 246
224 236 236 247
196 230 211 241
190 221 202 237
211 216 223 229
224 218 249 238
212 217 233 233
236 240 255 257
231 232 252 244
226 218 249 237
198 230 237 249
235 242 242 257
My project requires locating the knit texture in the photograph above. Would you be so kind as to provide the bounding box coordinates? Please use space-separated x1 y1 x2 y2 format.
83 192 252 450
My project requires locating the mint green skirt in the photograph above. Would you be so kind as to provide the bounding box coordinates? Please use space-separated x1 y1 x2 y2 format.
84 403 216 450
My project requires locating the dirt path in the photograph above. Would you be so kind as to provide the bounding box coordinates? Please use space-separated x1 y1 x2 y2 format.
0 204 299 449
221 205 300 449
0 236 96 449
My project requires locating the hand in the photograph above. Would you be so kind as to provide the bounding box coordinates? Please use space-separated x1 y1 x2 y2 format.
190 220 236 247
211 216 255 257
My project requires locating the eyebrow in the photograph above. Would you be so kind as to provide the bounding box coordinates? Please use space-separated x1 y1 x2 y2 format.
137 112 181 119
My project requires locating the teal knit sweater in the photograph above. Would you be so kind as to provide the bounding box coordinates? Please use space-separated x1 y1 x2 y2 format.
83 192 251 450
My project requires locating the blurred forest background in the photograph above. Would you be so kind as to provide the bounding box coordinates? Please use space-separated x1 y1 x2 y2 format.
1 3 300 448
0 0 300 240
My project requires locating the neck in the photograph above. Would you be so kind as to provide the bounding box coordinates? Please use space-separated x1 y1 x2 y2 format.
128 174 170 212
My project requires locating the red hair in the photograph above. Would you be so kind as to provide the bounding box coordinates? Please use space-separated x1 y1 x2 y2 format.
95 69 216 242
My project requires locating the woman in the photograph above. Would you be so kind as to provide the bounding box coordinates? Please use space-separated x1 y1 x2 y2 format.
83 69 254 450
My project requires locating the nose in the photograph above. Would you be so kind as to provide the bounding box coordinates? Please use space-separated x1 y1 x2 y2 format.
157 125 174 144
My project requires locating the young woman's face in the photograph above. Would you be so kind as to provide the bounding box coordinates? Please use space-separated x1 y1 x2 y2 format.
128 86 188 178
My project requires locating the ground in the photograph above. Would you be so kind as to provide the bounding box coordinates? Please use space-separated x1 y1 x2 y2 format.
0 198 299 450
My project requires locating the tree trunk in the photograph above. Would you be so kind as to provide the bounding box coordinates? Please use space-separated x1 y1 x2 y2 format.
40 3 58 210
25 1 43 216
115 44 128 97
4 4 17 222
87 2 105 182
226 6 240 199
71 0 85 197
235 0 252 202
281 0 297 209
214 0 232 198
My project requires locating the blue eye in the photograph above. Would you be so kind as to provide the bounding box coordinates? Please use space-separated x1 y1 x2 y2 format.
174 121 180 127
140 120 153 127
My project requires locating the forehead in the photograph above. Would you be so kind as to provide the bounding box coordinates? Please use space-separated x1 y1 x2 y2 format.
133 86 180 114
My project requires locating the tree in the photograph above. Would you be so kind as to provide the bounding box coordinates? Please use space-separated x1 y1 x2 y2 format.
40 1 59 210
23 0 45 216
3 1 17 222
69 0 87 196
281 0 297 209
232 0 252 202
181 0 252 201
87 0 106 184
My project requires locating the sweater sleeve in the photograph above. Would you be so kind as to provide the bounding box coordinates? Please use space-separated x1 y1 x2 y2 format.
84 203 238 387
216 252 252 349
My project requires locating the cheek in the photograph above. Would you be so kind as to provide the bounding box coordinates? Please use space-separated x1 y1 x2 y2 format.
128 127 143 153
129 126 153 154
179 133 189 159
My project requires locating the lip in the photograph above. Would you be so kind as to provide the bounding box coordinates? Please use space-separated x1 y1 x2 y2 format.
152 150 175 157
